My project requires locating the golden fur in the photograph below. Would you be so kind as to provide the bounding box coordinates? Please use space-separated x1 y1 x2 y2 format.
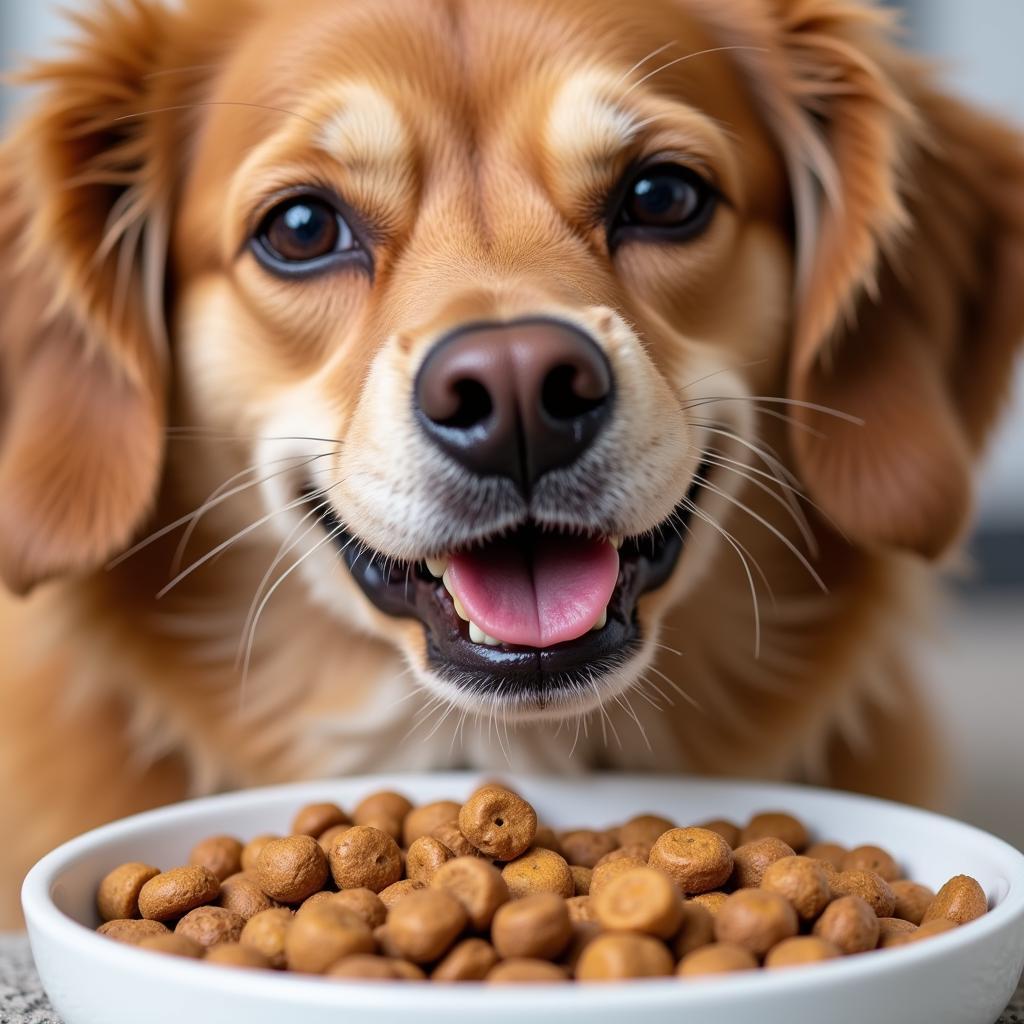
1 0 1022 924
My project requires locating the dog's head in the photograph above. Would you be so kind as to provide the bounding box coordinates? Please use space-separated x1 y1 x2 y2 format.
2 0 1022 719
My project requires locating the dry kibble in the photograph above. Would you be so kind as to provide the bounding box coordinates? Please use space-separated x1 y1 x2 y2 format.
672 901 715 958
533 825 564 856
406 836 453 884
730 838 796 889
830 870 896 918
812 895 879 955
740 812 809 852
590 856 648 896
575 932 674 980
560 830 619 868
240 908 292 969
98 919 170 945
217 875 274 920
241 835 279 873
649 828 733 894
690 891 728 916
891 880 935 925
492 893 571 960
296 891 336 915
764 936 841 968
175 906 245 950
595 843 651 867
328 825 403 893
877 917 917 946
138 866 220 922
431 857 510 930
922 875 987 926
206 943 271 969
842 845 900 882
329 888 387 929
292 802 350 837
138 933 203 958
387 890 468 963
761 856 832 921
487 959 568 983
616 814 675 848
402 801 462 846
566 895 596 922
256 836 328 904
189 836 243 882
354 790 413 829
96 862 161 922
459 786 537 861
805 842 848 870
432 938 499 981
677 942 758 977
285 902 374 974
431 821 482 859
502 847 575 899
326 955 405 980
571 865 593 896
714 889 798 958
593 867 683 940
561 920 602 972
884 918 957 947
317 824 352 855
390 959 428 981
694 819 741 849
378 879 425 907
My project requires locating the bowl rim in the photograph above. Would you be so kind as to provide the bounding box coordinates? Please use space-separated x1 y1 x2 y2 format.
22 773 1024 1011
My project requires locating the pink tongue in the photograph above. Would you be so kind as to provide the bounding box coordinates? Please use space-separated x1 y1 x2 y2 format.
446 535 619 648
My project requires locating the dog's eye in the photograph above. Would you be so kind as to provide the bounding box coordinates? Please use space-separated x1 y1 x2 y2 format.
609 163 717 246
252 195 362 274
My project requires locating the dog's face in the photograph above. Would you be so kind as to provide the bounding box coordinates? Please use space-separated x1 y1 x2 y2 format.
2 0 1022 725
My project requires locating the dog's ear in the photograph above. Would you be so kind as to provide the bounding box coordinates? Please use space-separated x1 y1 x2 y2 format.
722 0 1024 558
0 2 216 593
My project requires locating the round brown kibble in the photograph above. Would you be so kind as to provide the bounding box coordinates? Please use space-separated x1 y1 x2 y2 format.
590 857 647 895
492 892 571 960
533 825 564 856
690 892 729 916
431 821 482 859
765 936 841 968
595 843 651 868
740 812 809 852
189 836 243 882
138 933 203 958
761 856 832 921
730 837 796 889
649 828 733 894
379 879 425 907
328 825 403 893
205 943 270 968
842 845 900 882
240 907 292 968
255 835 328 904
576 932 674 981
458 786 537 861
138 866 220 922
830 870 896 918
593 867 683 940
387 890 468 963
217 875 273 921
296 891 336 915
240 834 279 873
390 959 428 981
317 824 352 855
672 901 715 958
432 938 499 981
431 856 509 930
566 895 596 922
326 955 405 980
805 842 848 870
694 819 741 849
406 836 453 885
285 902 374 974
571 865 593 896
884 918 956 947
812 895 879 955
328 888 387 929
487 959 568 983
891 880 935 925
354 790 413 830
877 916 917 946
97 862 161 922
560 830 618 868
175 906 245 950
502 847 574 899
921 875 987 926
292 801 350 837
714 889 798 958
98 919 169 945
402 801 462 846
616 814 675 848
677 942 757 977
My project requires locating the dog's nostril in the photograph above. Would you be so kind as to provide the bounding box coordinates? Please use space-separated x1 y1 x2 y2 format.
541 363 609 422
435 378 494 429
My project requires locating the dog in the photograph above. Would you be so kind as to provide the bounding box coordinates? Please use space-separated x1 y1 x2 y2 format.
0 0 1021 925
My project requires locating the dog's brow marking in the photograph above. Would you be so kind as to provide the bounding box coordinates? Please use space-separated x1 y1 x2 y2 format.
317 84 408 169
547 69 642 167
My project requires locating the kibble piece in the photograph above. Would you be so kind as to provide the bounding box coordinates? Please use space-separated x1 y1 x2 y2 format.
830 870 896 918
575 933 674 981
501 847 575 899
842 845 900 882
138 933 203 959
389 959 428 981
328 825 403 893
406 836 453 885
740 812 809 852
921 875 987 926
175 906 245 950
649 828 733 894
812 895 879 955
690 892 728 916
560 830 619 868
97 862 161 922
217 875 274 920
354 791 412 839
561 920 602 971
616 814 676 848
805 842 848 870
764 936 841 968
329 888 387 929
590 857 648 894
98 919 170 945
595 843 652 867
566 895 596 922
486 959 569 983
431 821 482 859
492 892 571 960
379 879 426 907
533 825 564 856
877 917 917 946
694 819 741 849
285 902 374 974
432 938 499 981
761 856 832 921
292 801 350 837
671 901 715 958
677 942 757 977
884 918 957 947
240 834 280 873
402 801 462 846
386 890 468 963
571 865 593 896
431 857 510 930
205 943 271 969
326 955 404 980
256 835 328 904
189 836 243 882
240 907 292 969
317 824 352 855
890 880 935 925
730 838 796 889
714 889 798 958
296 891 336 915
138 866 220 922
458 786 537 861
593 867 683 940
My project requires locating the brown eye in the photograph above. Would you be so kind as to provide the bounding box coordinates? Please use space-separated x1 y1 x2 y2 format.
610 163 717 245
253 194 361 273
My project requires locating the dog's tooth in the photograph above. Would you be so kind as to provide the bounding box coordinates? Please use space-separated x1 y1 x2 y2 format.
482 631 502 647
425 555 449 578
452 595 469 621
591 608 608 631
468 620 487 644
609 536 623 550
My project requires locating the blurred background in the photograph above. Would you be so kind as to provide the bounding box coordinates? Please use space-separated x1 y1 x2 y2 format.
1 0 1021 846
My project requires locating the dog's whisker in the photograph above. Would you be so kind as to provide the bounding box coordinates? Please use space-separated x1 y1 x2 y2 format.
614 41 675 87
623 45 769 96
644 661 703 713
613 691 652 752
109 100 317 128
165 427 344 446
683 394 863 426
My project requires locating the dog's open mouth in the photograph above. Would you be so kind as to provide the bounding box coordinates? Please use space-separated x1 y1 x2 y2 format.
310 462 709 698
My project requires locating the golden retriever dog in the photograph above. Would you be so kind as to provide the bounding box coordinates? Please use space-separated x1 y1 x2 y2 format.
0 0 1021 923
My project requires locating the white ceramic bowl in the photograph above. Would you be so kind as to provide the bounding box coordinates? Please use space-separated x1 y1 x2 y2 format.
22 773 1024 1024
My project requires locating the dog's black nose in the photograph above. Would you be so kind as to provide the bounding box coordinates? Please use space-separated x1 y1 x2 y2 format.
414 317 613 492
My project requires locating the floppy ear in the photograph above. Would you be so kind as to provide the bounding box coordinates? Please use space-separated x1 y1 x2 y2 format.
759 0 1024 558
0 1 210 593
